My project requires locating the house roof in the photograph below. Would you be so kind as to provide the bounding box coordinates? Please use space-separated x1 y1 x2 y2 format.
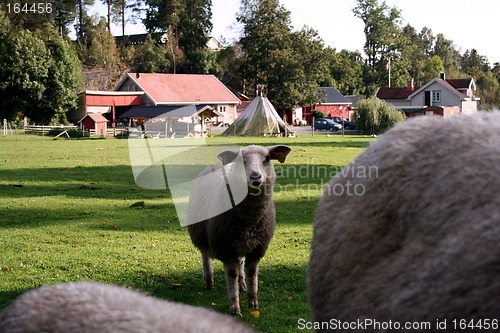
376 87 419 99
118 73 240 106
446 78 473 90
377 77 478 101
79 113 108 123
120 105 222 119
345 95 360 107
317 87 352 105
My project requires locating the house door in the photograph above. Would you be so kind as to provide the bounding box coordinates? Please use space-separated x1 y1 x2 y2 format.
424 91 431 106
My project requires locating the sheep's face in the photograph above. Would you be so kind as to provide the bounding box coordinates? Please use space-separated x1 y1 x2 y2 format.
218 145 292 193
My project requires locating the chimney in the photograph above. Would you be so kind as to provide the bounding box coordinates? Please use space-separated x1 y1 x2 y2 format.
440 71 446 80
407 78 415 90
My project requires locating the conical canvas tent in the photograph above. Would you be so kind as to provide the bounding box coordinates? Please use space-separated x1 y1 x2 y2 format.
221 96 291 136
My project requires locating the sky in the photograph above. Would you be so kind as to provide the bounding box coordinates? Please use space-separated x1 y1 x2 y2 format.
89 0 500 65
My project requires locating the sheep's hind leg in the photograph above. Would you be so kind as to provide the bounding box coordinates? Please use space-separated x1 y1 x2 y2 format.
224 260 241 315
202 254 214 290
245 255 260 309
238 257 247 292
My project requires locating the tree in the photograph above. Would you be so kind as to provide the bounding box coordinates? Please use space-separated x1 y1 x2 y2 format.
477 71 499 111
323 48 365 95
143 0 185 72
177 0 213 73
44 37 83 124
112 0 145 37
238 0 293 89
461 49 490 80
238 0 328 109
133 34 171 73
353 0 402 70
432 33 461 77
421 55 444 83
215 45 245 93
354 97 406 134
75 0 95 42
0 26 82 124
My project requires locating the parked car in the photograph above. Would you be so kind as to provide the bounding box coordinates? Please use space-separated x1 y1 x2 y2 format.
314 118 342 131
326 117 357 130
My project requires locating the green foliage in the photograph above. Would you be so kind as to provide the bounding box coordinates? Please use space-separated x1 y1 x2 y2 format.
420 55 445 83
477 71 500 110
311 110 325 119
353 0 402 70
354 97 406 134
142 0 212 74
238 0 328 109
133 34 171 73
323 48 365 95
0 19 82 124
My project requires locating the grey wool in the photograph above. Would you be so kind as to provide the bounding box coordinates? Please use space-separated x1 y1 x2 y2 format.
0 282 255 333
309 112 500 331
187 145 292 315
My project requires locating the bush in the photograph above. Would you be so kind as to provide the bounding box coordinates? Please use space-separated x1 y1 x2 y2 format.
311 109 326 119
354 97 406 134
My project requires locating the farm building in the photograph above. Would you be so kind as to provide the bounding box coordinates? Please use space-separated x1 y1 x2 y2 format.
115 73 240 124
67 73 240 131
120 104 223 138
376 73 479 116
281 87 354 124
78 113 108 135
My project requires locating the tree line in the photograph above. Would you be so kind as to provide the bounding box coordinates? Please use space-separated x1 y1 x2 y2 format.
0 0 498 124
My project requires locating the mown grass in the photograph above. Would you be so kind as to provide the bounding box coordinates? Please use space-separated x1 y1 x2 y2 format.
0 133 374 332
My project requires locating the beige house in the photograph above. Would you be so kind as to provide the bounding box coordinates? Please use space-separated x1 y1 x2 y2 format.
377 74 480 115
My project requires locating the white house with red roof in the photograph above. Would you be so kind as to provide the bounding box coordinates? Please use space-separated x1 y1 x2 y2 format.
115 73 240 123
376 73 480 116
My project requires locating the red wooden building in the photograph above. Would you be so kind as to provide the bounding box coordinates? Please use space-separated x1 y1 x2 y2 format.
78 113 109 135
83 91 144 127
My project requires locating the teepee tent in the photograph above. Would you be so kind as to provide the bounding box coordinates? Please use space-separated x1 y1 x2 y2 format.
221 94 291 137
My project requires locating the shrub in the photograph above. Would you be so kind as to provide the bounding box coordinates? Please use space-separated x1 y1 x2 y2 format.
354 97 406 134
311 109 326 119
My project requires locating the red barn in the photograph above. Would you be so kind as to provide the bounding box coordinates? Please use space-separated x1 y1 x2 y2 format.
313 87 353 120
79 113 108 135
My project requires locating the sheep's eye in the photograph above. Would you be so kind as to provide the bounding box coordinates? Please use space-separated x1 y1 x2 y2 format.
264 155 271 163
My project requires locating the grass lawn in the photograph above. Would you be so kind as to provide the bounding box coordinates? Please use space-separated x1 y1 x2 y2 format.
0 133 374 332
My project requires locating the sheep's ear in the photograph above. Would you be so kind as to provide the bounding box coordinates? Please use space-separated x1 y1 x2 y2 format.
267 145 292 163
217 148 241 165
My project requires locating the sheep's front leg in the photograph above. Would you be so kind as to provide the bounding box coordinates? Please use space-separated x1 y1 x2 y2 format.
238 257 247 292
202 254 214 290
224 260 241 315
245 256 260 309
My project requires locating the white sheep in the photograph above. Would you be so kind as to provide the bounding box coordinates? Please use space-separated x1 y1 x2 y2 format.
0 282 255 333
187 145 292 315
309 112 500 328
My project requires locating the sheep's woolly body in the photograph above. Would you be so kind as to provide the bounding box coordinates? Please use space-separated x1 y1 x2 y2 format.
0 282 255 333
309 113 500 329
188 145 291 315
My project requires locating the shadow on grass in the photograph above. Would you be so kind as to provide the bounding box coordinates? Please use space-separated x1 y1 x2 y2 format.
1 163 334 225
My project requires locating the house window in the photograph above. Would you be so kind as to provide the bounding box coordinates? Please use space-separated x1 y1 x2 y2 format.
219 106 227 113
432 90 441 103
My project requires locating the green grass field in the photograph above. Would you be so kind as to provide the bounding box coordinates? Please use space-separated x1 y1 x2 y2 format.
0 133 374 332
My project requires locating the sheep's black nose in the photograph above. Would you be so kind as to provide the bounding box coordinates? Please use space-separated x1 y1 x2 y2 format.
250 171 262 180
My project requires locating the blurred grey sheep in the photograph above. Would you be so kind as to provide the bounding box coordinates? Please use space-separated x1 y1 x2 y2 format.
309 112 500 331
187 145 292 315
0 282 255 333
